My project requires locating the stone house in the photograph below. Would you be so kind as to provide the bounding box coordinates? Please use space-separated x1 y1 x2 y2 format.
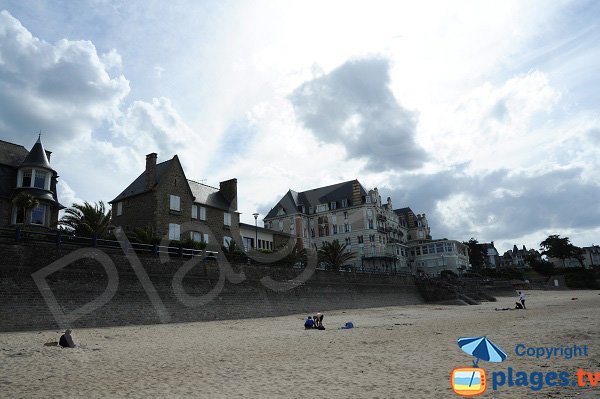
0 137 63 228
109 153 239 250
263 179 468 275
501 245 541 268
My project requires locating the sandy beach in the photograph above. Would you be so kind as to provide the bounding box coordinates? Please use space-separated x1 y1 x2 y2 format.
1 290 599 398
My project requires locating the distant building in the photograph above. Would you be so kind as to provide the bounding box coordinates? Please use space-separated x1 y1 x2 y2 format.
478 242 501 269
582 245 600 269
263 179 468 275
0 137 63 228
109 153 239 250
501 245 541 268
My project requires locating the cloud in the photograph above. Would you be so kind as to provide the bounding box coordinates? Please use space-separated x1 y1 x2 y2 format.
0 10 129 147
289 57 427 172
383 166 600 250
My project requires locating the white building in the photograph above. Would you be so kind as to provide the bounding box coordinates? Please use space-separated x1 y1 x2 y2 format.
264 179 468 275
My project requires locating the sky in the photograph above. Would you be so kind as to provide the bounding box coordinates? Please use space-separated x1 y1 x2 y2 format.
1 0 599 254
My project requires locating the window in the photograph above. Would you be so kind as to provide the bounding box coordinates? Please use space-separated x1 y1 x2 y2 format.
168 223 180 240
224 212 232 226
368 219 374 229
192 205 206 220
21 169 32 187
330 201 337 210
317 204 328 212
223 236 232 248
369 235 375 242
344 211 348 220
191 231 202 242
278 220 283 231
357 235 364 244
341 199 348 208
170 195 181 211
311 228 315 238
332 225 338 234
344 223 351 233
34 170 48 189
309 206 313 214
366 196 372 204
31 205 46 225
345 237 351 246
116 202 123 216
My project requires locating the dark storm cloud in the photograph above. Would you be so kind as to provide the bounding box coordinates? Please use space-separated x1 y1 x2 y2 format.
289 57 427 172
384 167 600 242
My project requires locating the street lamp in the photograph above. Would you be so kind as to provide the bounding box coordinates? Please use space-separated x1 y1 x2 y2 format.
252 213 259 250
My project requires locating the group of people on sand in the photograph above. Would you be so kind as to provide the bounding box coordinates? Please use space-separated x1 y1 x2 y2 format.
304 313 325 330
495 291 528 312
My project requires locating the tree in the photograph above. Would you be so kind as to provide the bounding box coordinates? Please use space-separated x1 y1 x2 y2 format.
464 238 486 271
132 225 161 245
59 201 112 238
317 240 356 271
12 192 39 225
539 235 584 268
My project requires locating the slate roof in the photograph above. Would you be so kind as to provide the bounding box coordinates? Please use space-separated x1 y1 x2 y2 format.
110 160 171 203
393 207 415 226
20 137 52 169
110 158 234 211
0 140 28 167
265 180 367 219
188 180 231 211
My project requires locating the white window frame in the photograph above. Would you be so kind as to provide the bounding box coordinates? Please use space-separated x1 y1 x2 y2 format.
224 212 232 226
30 205 46 225
199 206 206 220
192 205 198 219
117 202 123 216
330 201 336 210
191 231 202 242
317 204 328 213
170 195 181 211
223 236 232 248
341 199 348 207
168 223 180 240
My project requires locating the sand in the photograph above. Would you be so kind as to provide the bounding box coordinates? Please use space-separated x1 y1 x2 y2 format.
1 290 599 398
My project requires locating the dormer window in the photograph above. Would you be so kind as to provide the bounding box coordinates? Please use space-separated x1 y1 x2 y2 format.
341 199 348 207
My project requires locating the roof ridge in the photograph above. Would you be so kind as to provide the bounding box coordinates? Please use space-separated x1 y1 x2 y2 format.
298 179 357 194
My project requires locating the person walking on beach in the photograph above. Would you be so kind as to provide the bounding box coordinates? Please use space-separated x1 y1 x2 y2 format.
518 291 527 309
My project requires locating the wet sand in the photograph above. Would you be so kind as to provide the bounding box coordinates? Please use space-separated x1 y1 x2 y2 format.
1 290 599 398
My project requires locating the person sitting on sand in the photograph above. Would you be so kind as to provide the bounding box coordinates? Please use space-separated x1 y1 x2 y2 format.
59 329 76 348
304 316 315 329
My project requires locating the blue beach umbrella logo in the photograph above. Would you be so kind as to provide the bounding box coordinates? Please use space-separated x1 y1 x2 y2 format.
451 336 507 396
457 336 507 367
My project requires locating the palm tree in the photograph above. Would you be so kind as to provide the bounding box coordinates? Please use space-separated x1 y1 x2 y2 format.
12 192 39 225
318 239 356 271
132 225 161 245
59 201 112 238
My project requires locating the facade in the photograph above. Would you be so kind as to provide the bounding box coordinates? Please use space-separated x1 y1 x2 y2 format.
238 222 293 252
478 242 501 269
582 245 600 269
501 245 541 268
0 137 62 228
263 179 468 275
109 153 239 251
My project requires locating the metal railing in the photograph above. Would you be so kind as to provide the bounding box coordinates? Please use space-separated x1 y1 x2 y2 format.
0 227 219 259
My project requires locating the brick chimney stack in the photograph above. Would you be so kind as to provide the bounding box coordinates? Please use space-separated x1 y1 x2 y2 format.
145 153 157 190
219 178 238 211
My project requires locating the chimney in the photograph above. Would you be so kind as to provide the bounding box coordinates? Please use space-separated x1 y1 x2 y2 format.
351 180 362 206
219 178 238 211
145 153 157 190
